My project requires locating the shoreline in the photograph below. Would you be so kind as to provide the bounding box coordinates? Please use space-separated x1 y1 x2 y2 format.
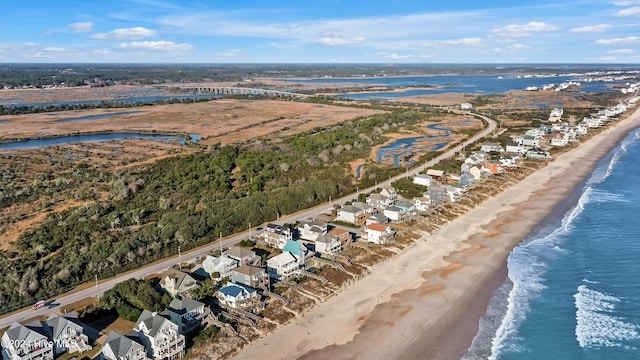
233 106 640 360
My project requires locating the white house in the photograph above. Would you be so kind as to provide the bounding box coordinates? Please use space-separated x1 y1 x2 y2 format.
362 224 396 245
266 252 300 280
263 223 293 249
297 219 327 241
366 213 389 225
336 205 365 225
216 283 258 309
383 206 403 223
413 197 431 213
44 312 92 355
134 310 185 360
460 103 473 110
550 133 569 147
413 174 432 187
506 141 525 154
202 255 238 279
2 321 54 360
379 187 398 204
101 331 148 360
480 142 504 153
314 234 342 255
548 108 563 122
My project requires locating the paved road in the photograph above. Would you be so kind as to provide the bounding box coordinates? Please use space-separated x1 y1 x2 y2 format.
0 111 496 329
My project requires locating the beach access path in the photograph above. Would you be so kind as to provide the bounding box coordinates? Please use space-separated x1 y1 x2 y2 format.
0 111 495 330
234 107 640 360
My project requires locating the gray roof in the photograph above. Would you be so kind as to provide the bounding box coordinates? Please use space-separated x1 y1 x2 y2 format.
396 200 414 208
45 311 84 339
168 297 205 315
160 269 195 289
232 264 265 277
315 234 338 244
135 310 174 337
384 205 402 213
351 201 373 211
339 205 361 214
368 213 389 222
367 193 387 201
104 331 145 359
4 321 48 344
224 246 256 260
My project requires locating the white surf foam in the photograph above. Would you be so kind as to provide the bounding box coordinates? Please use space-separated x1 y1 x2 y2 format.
589 189 629 203
575 285 639 348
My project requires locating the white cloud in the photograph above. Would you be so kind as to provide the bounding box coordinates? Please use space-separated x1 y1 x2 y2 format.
375 52 413 59
438 38 483 46
492 21 557 37
606 48 636 54
43 47 65 52
23 42 36 47
117 40 193 51
217 49 240 57
92 27 157 40
569 24 612 33
616 6 640 16
92 49 112 55
595 36 640 45
315 35 366 46
69 22 94 33
491 43 530 53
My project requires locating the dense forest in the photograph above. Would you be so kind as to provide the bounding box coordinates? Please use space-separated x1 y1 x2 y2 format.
0 107 454 313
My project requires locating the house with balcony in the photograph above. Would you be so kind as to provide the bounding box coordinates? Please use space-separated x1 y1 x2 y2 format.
266 252 300 280
43 312 92 356
351 202 376 215
362 224 396 245
480 142 504 153
329 228 353 250
134 310 185 360
224 246 258 265
231 265 267 288
366 193 390 211
335 205 365 225
2 321 54 360
366 212 389 225
297 219 328 241
263 223 293 249
100 331 148 360
162 297 208 335
202 255 238 279
314 233 342 255
159 269 199 298
217 283 259 309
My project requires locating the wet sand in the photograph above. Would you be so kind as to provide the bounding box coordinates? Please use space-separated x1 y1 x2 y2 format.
234 105 640 360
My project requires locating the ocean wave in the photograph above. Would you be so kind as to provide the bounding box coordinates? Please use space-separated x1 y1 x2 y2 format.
588 189 629 203
487 178 594 359
574 285 639 348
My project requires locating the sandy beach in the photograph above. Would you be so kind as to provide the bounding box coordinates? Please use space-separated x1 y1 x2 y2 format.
234 105 640 360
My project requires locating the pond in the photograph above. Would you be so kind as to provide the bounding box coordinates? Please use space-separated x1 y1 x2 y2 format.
0 132 182 150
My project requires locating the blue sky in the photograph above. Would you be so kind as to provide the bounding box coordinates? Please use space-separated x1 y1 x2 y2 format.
1 0 640 63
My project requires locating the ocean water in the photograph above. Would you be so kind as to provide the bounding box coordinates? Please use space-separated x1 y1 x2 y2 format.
464 127 640 360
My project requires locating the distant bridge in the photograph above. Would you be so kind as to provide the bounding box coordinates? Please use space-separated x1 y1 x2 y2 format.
189 86 313 99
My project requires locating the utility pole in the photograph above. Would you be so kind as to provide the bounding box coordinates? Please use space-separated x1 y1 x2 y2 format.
95 275 98 289
178 246 181 271
219 232 222 253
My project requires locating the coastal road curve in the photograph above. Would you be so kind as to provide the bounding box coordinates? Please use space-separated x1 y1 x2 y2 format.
0 111 496 329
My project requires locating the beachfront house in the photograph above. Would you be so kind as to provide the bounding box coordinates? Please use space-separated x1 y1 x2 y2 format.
263 223 293 249
329 228 353 250
336 205 365 225
362 224 396 245
366 193 390 211
44 312 92 355
352 201 376 215
159 269 199 297
230 264 267 288
379 187 398 204
217 283 259 309
266 252 300 280
100 331 148 360
202 255 238 279
134 310 185 360
383 206 404 223
506 141 526 154
297 219 328 241
2 321 54 360
413 197 431 213
459 172 476 188
162 297 208 335
481 142 504 153
314 233 342 255
426 186 449 207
